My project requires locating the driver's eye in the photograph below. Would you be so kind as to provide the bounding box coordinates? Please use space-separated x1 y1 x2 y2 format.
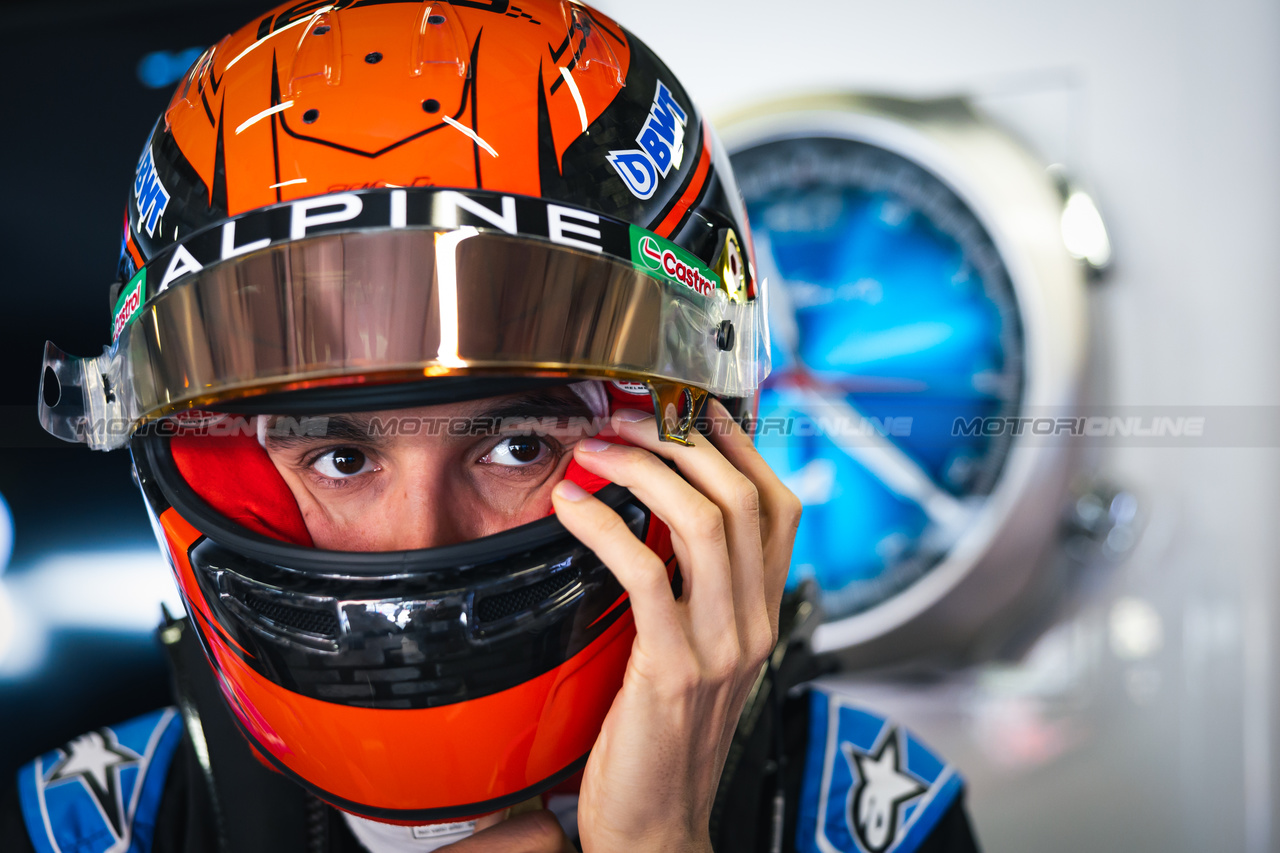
313 447 374 479
482 436 549 467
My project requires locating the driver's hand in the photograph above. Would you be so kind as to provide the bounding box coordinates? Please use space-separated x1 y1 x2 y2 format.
550 399 801 853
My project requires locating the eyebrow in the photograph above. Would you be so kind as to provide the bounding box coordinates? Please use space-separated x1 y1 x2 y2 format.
261 390 595 451
262 413 389 452
470 391 593 427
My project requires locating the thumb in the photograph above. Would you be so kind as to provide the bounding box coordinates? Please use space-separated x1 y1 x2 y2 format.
442 810 573 853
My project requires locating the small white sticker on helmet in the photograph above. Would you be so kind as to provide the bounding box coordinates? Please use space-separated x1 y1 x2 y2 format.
611 380 649 396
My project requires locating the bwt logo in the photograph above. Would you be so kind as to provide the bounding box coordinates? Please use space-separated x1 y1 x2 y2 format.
608 81 688 200
134 146 171 238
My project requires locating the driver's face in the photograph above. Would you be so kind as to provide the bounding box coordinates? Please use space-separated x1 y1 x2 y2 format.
262 388 597 551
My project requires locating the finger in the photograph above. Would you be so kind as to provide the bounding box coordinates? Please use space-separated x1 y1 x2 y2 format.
444 811 572 853
607 410 769 653
702 398 802 621
704 398 801 546
550 480 688 660
562 442 737 647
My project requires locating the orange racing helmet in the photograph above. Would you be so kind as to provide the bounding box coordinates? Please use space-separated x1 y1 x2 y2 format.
36 0 767 822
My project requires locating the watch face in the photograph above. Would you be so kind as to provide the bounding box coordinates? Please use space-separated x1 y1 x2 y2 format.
732 135 1026 620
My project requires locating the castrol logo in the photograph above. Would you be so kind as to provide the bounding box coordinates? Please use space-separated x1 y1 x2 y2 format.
112 285 143 342
639 235 716 296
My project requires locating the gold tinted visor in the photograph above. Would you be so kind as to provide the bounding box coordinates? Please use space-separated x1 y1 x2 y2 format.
40 228 767 450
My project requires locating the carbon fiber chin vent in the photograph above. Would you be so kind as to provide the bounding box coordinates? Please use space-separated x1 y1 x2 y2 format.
243 590 341 638
476 568 580 624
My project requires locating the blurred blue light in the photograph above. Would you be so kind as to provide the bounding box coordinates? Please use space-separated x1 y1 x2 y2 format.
137 47 204 90
0 550 180 680
0 491 13 578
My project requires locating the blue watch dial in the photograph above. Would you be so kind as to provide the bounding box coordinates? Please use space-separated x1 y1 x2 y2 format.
733 136 1025 619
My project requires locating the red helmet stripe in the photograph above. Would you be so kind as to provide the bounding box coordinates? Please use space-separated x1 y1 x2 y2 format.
654 127 712 237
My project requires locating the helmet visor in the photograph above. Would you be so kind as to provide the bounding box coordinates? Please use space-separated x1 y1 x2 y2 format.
41 227 766 450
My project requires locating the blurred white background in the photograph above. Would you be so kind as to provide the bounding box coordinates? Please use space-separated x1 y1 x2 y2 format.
593 0 1280 849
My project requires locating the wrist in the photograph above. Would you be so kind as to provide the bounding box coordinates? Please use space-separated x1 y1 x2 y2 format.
624 835 713 853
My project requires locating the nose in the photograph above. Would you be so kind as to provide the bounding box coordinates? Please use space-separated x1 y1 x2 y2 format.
385 470 472 551
380 446 527 550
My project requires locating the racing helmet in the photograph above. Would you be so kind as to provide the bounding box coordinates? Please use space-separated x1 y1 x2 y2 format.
36 0 767 823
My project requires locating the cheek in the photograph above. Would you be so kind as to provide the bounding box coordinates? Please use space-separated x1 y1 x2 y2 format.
302 504 369 551
303 481 427 551
468 456 572 534
269 465 390 552
468 480 556 532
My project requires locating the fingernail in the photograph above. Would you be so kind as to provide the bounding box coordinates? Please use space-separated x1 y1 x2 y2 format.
577 437 613 453
554 480 589 501
613 408 650 423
